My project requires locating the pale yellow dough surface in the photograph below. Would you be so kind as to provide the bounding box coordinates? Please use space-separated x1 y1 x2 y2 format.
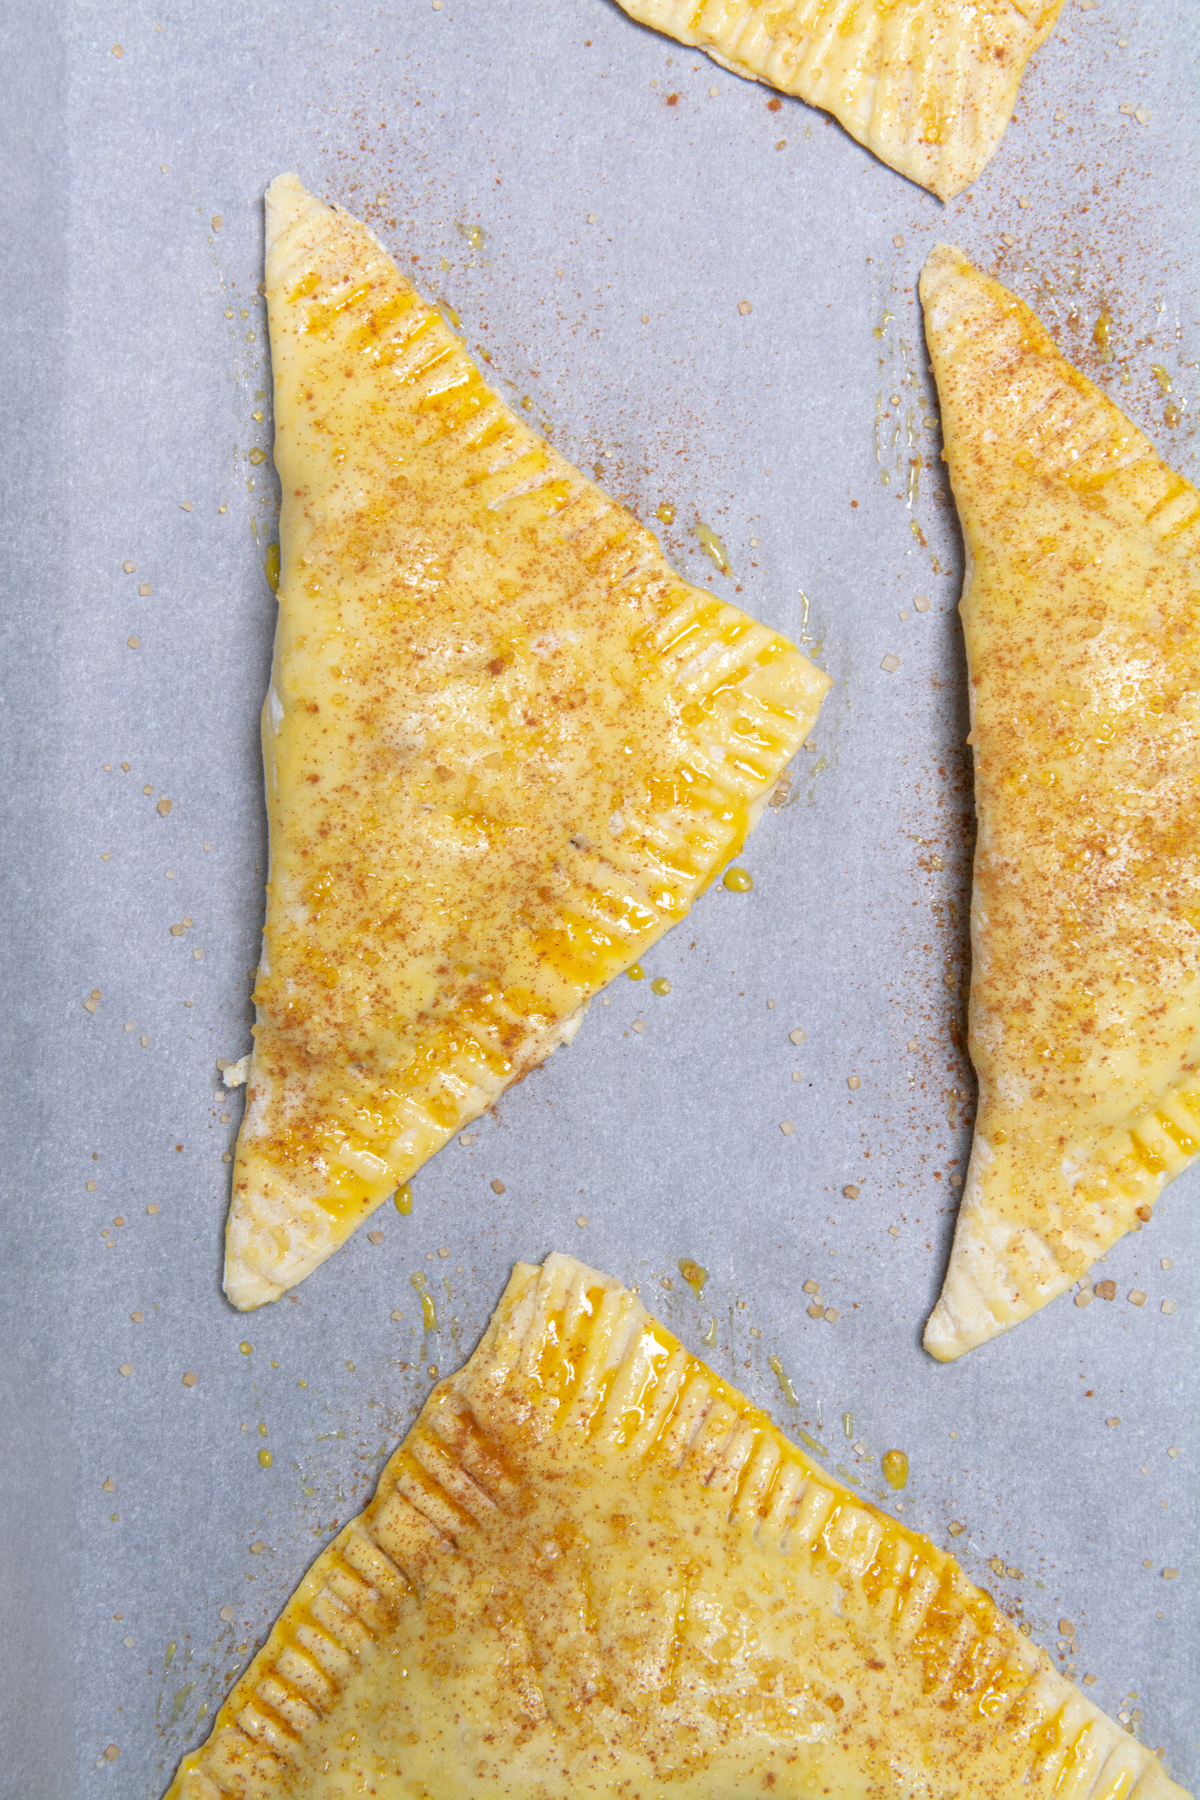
223 177 829 1310
922 245 1200 1359
613 0 1064 200
166 1253 1186 1800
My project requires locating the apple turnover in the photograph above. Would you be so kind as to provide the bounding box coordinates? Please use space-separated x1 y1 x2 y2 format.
166 1253 1185 1799
613 0 1065 200
223 177 828 1310
922 244 1200 1359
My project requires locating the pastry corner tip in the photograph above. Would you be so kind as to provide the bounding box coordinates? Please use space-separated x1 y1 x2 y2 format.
922 1300 969 1362
264 172 320 249
918 241 969 299
223 1257 286 1312
265 170 306 211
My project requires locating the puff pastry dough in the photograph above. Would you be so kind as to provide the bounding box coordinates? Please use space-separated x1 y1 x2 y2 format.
166 1253 1185 1799
922 244 1200 1358
613 0 1065 200
223 177 828 1310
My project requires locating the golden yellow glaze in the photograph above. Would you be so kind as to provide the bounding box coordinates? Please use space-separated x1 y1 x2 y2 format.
921 245 1200 1359
223 177 829 1309
165 1254 1186 1800
612 0 1065 200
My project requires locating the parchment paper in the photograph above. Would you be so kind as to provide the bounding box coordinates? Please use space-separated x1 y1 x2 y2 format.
1 1 1196 1792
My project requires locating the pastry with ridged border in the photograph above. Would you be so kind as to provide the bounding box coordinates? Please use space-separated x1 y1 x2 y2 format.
166 1252 1185 1798
613 0 1065 200
223 176 829 1310
922 244 1200 1359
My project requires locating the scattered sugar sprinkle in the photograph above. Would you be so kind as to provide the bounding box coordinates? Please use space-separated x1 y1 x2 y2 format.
823 1308 839 1324
843 1184 860 1199
182 1372 197 1388
780 1120 795 1135
576 1214 589 1228
1128 1289 1146 1307
118 1363 133 1377
438 1246 450 1258
737 301 753 316
1106 1417 1121 1428
368 1231 384 1245
1162 1568 1179 1580
847 1075 861 1090
880 654 900 673
1161 1300 1176 1315
490 1178 506 1194
789 1028 806 1045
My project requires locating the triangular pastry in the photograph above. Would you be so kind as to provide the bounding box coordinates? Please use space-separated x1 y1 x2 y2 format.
165 1252 1186 1799
612 0 1065 201
921 244 1200 1359
225 177 829 1310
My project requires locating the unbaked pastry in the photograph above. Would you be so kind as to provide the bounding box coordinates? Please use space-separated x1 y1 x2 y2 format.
166 1252 1186 1798
922 243 1200 1359
613 0 1065 200
223 176 829 1309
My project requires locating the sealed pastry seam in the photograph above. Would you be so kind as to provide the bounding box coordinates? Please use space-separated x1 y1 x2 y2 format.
613 0 1066 200
921 243 1200 1359
223 176 829 1309
166 1253 1187 1799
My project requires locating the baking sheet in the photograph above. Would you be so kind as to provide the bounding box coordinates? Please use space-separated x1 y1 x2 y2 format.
1 0 1196 1792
